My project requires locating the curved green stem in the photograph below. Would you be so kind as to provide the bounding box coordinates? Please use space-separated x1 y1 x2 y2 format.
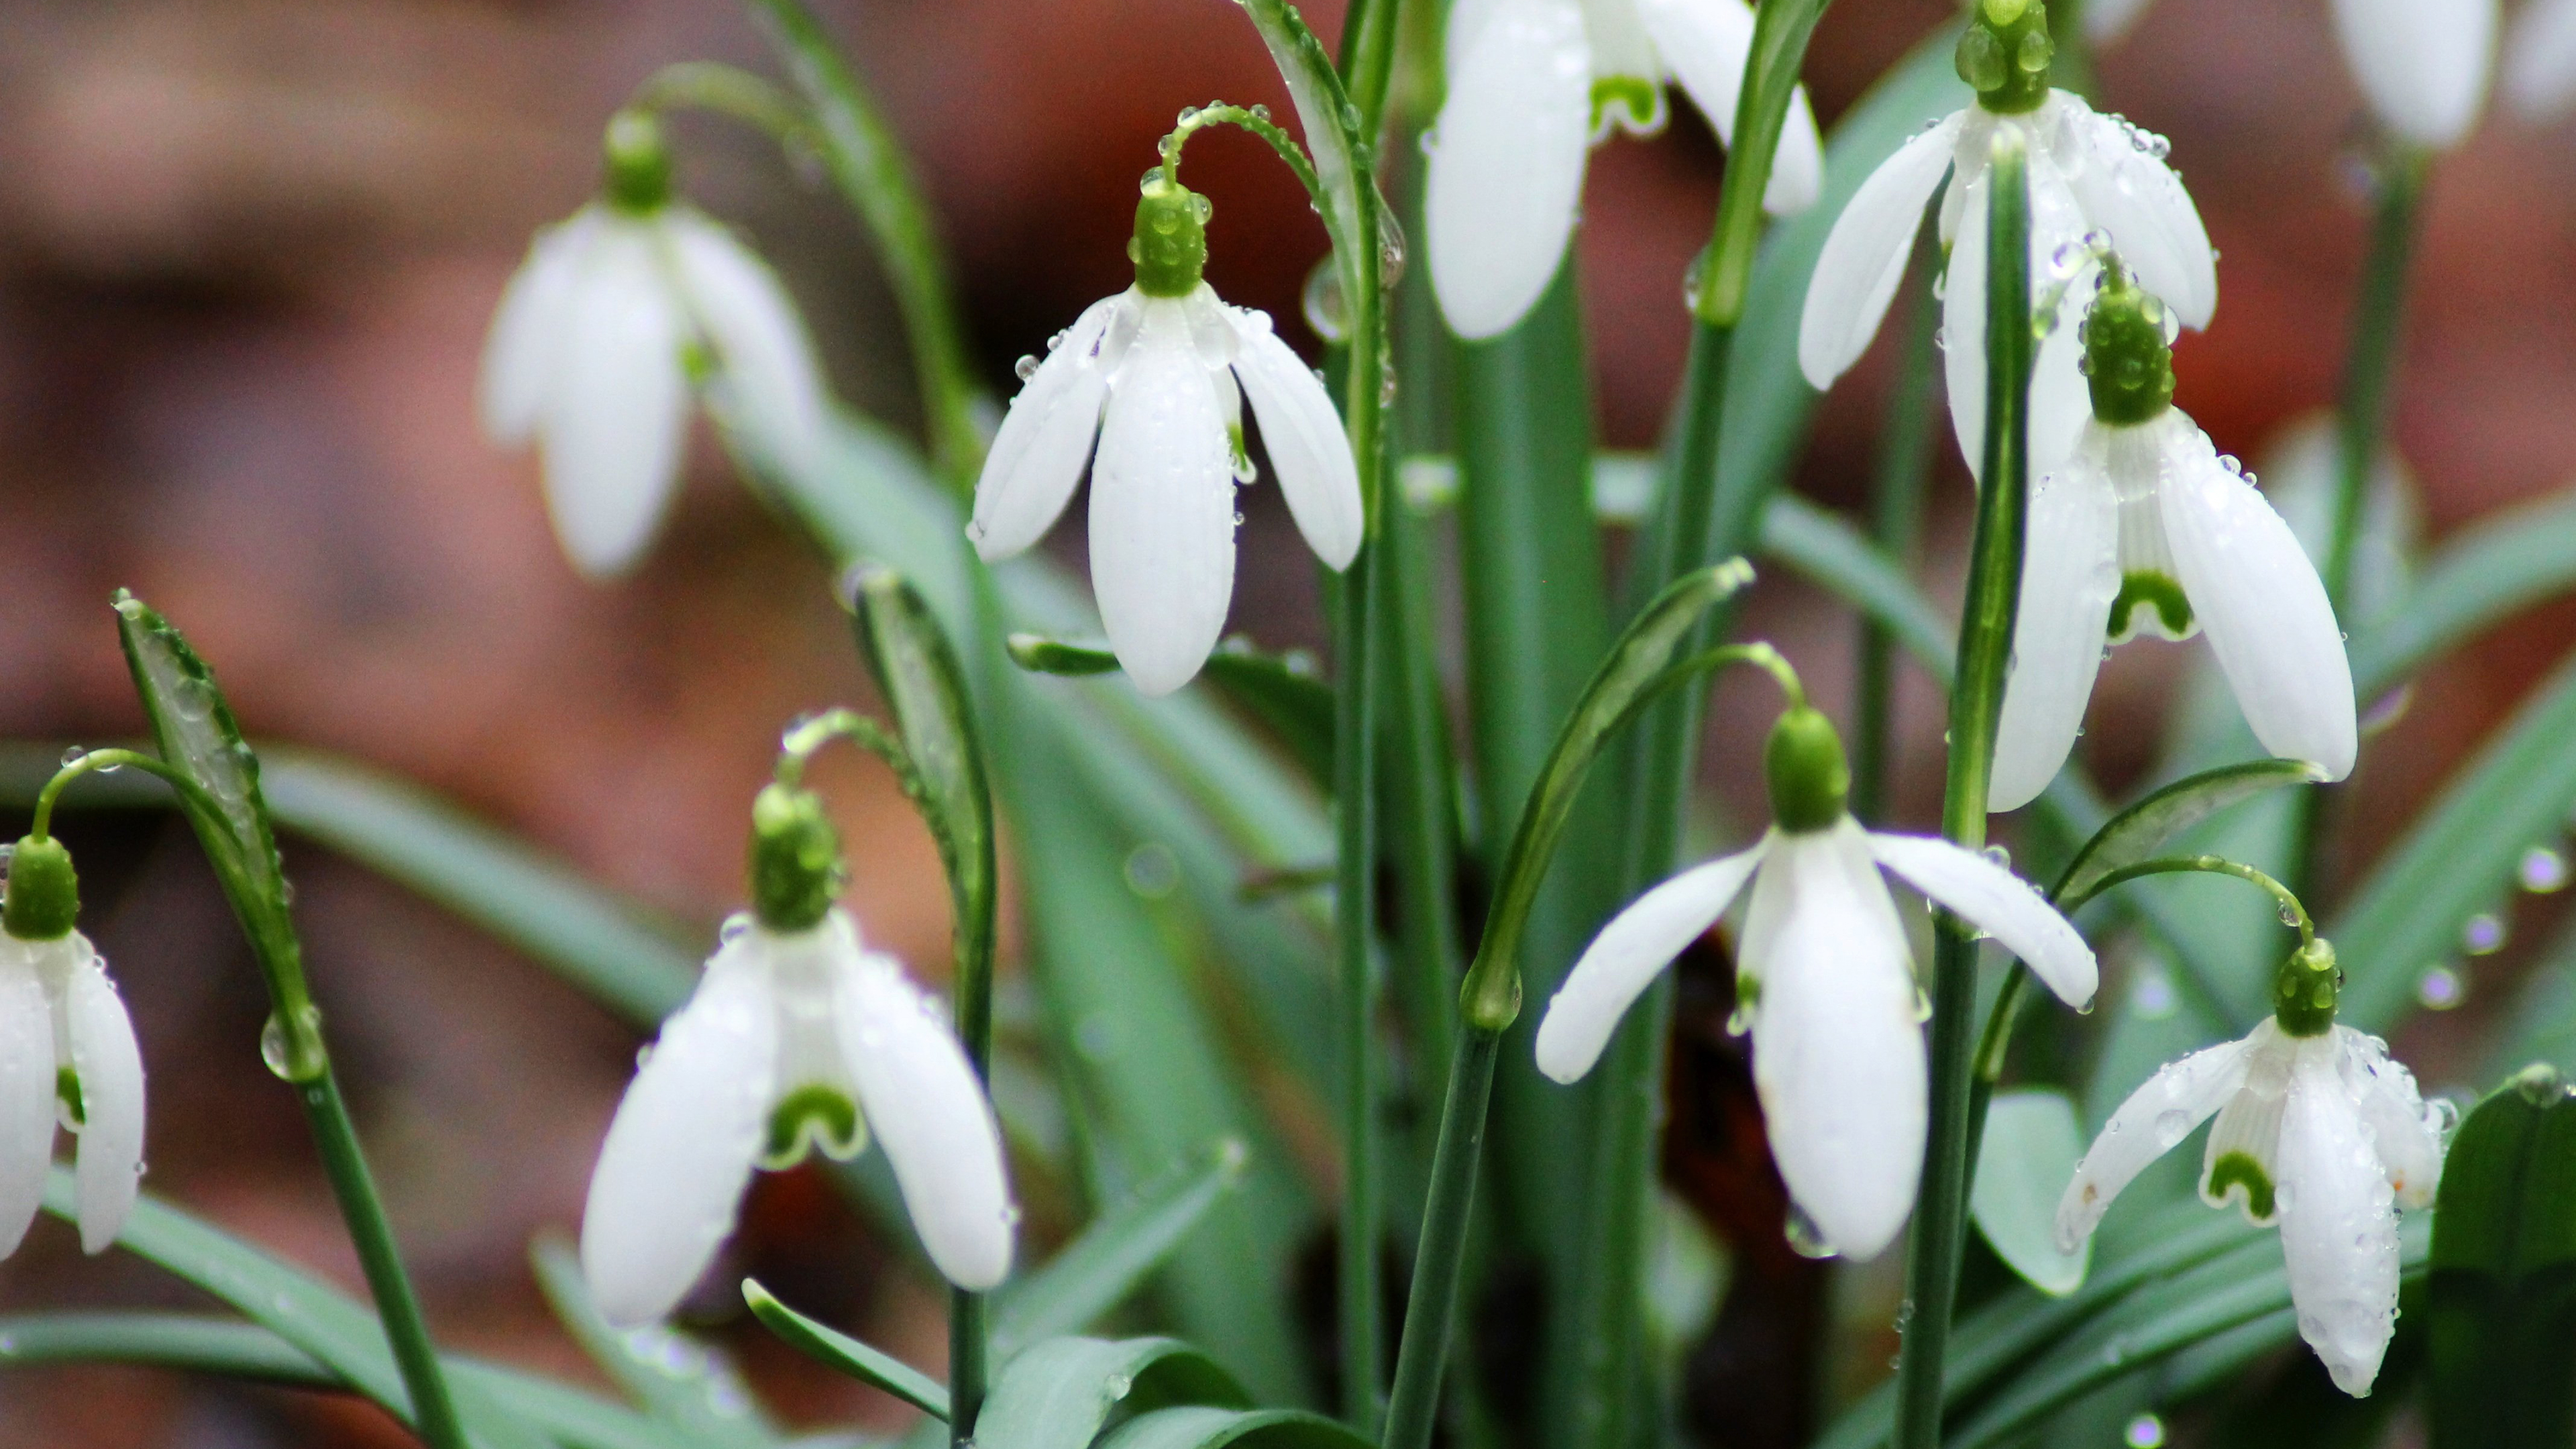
774 707 912 788
1893 129 2032 1449
631 62 816 152
32 749 209 842
1161 105 1329 217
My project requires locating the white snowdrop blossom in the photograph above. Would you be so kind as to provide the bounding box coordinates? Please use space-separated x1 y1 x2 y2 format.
481 114 829 580
2506 0 2576 120
2332 0 2500 150
1799 0 2215 484
2058 943 2449 1397
0 840 145 1262
967 177 1362 696
1424 0 1825 338
1534 706 2096 1261
1988 268 2355 812
581 905 1014 1326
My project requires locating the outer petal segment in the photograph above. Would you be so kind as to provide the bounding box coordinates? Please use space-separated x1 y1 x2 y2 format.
60 943 145 1254
1797 113 1960 388
480 209 600 443
969 295 1121 560
1536 838 1770 1083
1635 0 1823 213
542 221 690 579
2055 1034 2253 1250
1990 441 2121 812
664 209 830 474
0 948 53 1259
1228 308 1362 570
840 957 1016 1290
1089 305 1237 696
2332 0 2498 150
1867 833 2097 1009
2061 101 2216 329
2339 1027 2447 1210
2277 1044 2402 1396
2507 0 2576 120
1426 0 1595 339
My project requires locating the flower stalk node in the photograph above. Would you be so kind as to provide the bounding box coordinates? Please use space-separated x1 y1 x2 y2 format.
2273 937 2343 1036
751 784 845 933
1955 0 2055 113
1130 179 1212 299
602 109 674 214
2081 264 2176 424
3 836 79 943
1764 706 1851 834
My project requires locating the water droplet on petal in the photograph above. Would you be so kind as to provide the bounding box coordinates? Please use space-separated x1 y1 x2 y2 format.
2153 1109 2192 1146
1014 354 1040 382
1301 259 1350 343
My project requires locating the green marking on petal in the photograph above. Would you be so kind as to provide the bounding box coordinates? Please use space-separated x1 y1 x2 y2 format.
2108 572 2194 643
2204 1149 2277 1222
1589 75 1664 138
762 1085 863 1169
56 1067 83 1128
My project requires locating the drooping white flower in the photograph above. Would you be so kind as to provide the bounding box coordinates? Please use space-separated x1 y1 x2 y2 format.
481 113 829 580
580 907 1013 1326
2332 0 2500 150
1424 0 1826 338
0 837 145 1261
1988 268 2355 812
1798 0 2215 483
1534 706 2096 1260
967 177 1362 696
2058 943 2449 1397
2506 0 2576 120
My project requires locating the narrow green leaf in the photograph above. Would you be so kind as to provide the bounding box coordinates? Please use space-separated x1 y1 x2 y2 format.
2429 1065 2576 1448
533 1238 779 1448
743 1280 950 1420
1233 0 1371 299
975 1336 1248 1449
2351 490 2576 698
1093 1406 1375 1449
854 566 996 932
1008 635 1336 784
1971 1090 2092 1296
2053 760 2328 906
1760 495 1954 680
991 1140 1248 1358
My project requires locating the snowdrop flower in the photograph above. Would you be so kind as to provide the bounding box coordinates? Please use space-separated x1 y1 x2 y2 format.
2059 938 2449 1396
1799 0 2215 482
967 174 1362 696
0 835 145 1260
2332 0 2499 149
1988 264 2356 811
482 111 830 579
582 785 1013 1326
1535 702 2096 1260
1426 0 1825 337
2506 0 2576 120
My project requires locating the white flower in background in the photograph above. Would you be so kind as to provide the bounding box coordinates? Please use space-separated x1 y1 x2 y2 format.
1425 0 1825 338
2332 0 2500 150
582 788 1012 1326
2058 941 2449 1397
1534 706 2096 1260
481 111 830 580
2082 0 2157 47
0 837 145 1261
2506 0 2576 120
1799 0 2215 484
1988 266 2355 812
967 176 1362 697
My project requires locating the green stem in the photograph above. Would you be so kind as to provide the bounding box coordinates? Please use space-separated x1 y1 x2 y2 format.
1852 254 1940 824
1378 1026 1499 1449
299 1068 470 1449
1892 130 2032 1449
631 62 816 151
32 749 209 842
1337 0 1403 139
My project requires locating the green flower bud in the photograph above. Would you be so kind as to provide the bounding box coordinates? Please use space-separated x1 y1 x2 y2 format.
1764 706 1851 835
1957 0 2055 114
1130 177 1212 299
603 109 673 215
3 835 79 942
749 783 843 933
2082 264 2177 425
2273 937 2341 1036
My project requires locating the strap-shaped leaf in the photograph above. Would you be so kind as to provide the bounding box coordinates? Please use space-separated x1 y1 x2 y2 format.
1970 1089 2091 1297
1234 0 1371 303
2053 759 2328 906
1008 635 1336 784
2429 1065 2576 1447
992 1140 1248 1358
532 1238 778 1449
2351 488 2576 698
1092 1407 1373 1449
975 1336 1249 1449
743 1281 950 1420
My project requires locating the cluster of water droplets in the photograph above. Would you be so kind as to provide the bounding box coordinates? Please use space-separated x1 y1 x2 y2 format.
2409 840 2573 1011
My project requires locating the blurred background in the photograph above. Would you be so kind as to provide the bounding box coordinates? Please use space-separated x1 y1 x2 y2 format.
0 0 2569 1444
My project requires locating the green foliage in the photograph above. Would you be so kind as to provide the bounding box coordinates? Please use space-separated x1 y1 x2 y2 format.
2428 1067 2576 1448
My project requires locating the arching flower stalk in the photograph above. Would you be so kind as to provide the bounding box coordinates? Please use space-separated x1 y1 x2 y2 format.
1535 694 2096 1260
1988 261 2357 810
581 783 1014 1327
480 109 831 578
1799 0 2216 482
1424 0 1825 338
967 162 1362 697
2059 933 2451 1397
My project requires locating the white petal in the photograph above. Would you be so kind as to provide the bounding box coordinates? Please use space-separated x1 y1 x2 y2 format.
2506 0 2576 120
539 223 691 579
2055 1034 2254 1250
1089 304 1237 695
1425 0 1595 339
1228 308 1362 570
1766 88 1827 216
1989 439 2121 812
663 209 831 472
1536 838 1770 1083
2156 420 2359 781
1868 833 2098 1010
839 956 1016 1290
2277 1041 2402 1397
1946 146 2094 483
60 943 144 1254
1797 113 1960 388
1632 0 1819 213
2336 1028 2446 1211
0 949 54 1259
969 295 1121 560
479 209 602 444
2333 0 2498 150
2086 0 2156 44
581 942 779 1327
2202 1025 2294 1222
1746 823 1925 1260
2061 101 2217 329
